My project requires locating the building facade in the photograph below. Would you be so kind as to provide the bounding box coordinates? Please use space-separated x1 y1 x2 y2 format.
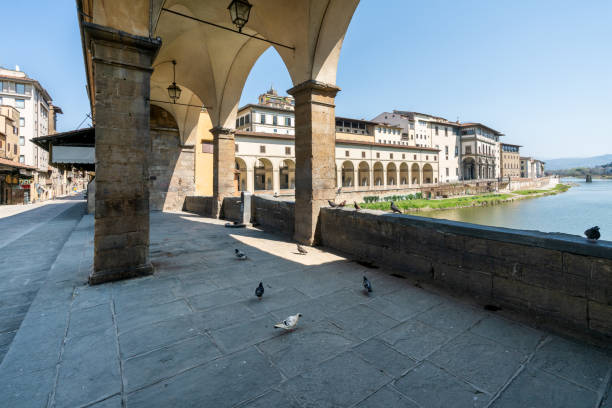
500 143 521 179
0 105 20 162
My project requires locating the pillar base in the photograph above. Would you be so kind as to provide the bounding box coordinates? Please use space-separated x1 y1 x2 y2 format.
89 262 154 285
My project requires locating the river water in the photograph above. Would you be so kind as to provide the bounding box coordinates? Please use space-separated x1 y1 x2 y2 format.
415 178 612 241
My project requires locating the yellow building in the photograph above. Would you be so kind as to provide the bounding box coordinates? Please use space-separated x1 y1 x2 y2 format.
500 143 521 179
195 109 214 196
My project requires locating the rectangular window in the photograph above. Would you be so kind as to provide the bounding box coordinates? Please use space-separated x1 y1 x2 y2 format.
260 145 266 153
345 150 349 157
466 146 472 154
426 155 429 160
19 155 25 163
245 114 250 124
19 136 25 146
402 153 405 159
413 154 417 160
445 128 448 136
435 126 439 135
14 144 17 154
234 144 239 152
236 118 239 128
445 146 449 155
446 168 449 176
239 116 245 127
273 116 278 125
15 99 25 109
0 81 5 91
285 147 291 155
285 117 291 126
390 153 393 159
362 151 366 158
376 152 380 158
19 117 25 127
15 83 25 94
455 146 459 156
260 114 265 124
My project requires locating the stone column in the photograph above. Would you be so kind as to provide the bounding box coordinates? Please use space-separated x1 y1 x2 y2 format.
272 167 280 193
336 164 342 189
85 23 160 285
288 80 340 245
246 168 255 192
211 127 235 217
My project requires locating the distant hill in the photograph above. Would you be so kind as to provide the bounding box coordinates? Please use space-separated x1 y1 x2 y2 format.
544 154 612 170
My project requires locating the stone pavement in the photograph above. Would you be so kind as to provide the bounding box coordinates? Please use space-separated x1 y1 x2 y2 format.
0 210 611 407
0 197 85 362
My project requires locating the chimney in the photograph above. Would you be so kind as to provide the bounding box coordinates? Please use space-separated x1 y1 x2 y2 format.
15 65 20 71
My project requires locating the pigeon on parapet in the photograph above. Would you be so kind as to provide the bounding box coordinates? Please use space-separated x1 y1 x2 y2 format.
338 200 347 207
274 313 302 330
363 276 372 293
390 201 402 214
255 282 264 299
585 226 600 242
235 248 247 260
354 201 361 211
297 244 308 255
328 200 337 207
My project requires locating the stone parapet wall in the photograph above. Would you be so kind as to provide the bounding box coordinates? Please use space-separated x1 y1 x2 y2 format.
505 176 558 192
251 195 295 237
221 197 242 221
184 196 214 216
319 207 612 342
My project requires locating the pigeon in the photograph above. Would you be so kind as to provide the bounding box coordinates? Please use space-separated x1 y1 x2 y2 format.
235 248 247 260
390 201 402 214
297 244 308 255
354 201 361 211
274 313 302 330
584 226 600 242
338 200 347 207
255 282 264 299
337 187 342 194
328 200 337 207
363 276 372 293
274 192 279 198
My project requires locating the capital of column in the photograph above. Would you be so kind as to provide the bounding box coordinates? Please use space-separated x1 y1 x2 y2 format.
210 126 235 140
287 80 341 99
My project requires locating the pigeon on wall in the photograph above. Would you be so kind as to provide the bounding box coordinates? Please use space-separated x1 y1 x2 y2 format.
255 282 264 299
390 201 402 214
274 313 302 330
363 276 372 293
584 226 600 242
328 200 337 207
235 248 247 260
338 200 347 207
354 201 361 211
297 244 308 255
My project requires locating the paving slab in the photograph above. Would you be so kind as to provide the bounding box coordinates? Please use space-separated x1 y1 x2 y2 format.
416 300 485 334
393 361 490 408
356 385 420 408
210 314 279 353
280 351 390 408
367 286 443 321
469 315 544 354
353 337 417 378
237 389 302 408
490 367 598 408
328 303 399 341
378 318 454 361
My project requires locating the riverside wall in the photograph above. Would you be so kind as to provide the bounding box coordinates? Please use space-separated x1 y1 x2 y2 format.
318 206 611 343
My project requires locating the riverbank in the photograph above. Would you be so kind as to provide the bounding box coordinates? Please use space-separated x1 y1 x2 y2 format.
360 183 571 212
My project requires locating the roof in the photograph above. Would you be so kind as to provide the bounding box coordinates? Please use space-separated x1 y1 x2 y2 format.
0 157 36 171
336 116 380 126
237 103 295 114
393 110 450 122
501 143 522 148
234 130 440 152
32 127 95 152
459 123 504 136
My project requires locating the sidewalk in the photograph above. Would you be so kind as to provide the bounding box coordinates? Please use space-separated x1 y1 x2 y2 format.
0 211 610 408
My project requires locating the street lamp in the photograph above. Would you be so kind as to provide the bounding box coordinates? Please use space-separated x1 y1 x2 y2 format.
227 0 252 33
167 60 181 103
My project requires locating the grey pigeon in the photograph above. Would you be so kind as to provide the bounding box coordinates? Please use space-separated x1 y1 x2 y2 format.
354 201 361 211
328 200 337 207
235 248 247 260
255 282 264 299
363 276 372 293
390 201 402 214
584 226 600 241
297 244 308 255
274 313 302 330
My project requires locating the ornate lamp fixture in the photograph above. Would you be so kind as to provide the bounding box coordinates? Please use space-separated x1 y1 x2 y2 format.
227 0 252 33
167 60 182 103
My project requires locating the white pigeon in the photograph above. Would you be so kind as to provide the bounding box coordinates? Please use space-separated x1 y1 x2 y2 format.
235 248 247 260
274 313 302 330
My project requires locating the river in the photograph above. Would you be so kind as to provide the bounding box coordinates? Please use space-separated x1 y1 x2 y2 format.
415 178 612 241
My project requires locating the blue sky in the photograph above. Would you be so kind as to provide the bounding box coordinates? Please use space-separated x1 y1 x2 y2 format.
2 1 610 158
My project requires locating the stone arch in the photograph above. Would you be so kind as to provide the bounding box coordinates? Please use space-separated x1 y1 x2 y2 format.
341 160 355 187
463 157 475 180
358 161 370 187
399 162 409 185
373 162 384 186
280 159 295 190
411 163 420 185
149 104 195 211
423 164 434 184
235 158 247 192
387 162 397 186
254 158 273 191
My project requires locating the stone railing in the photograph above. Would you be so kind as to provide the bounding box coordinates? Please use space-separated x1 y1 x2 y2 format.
319 207 612 343
251 195 294 237
183 196 214 216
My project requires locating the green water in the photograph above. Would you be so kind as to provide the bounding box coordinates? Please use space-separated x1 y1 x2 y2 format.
415 178 612 241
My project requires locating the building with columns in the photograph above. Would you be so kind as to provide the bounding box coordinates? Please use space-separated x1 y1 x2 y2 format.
459 123 502 180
